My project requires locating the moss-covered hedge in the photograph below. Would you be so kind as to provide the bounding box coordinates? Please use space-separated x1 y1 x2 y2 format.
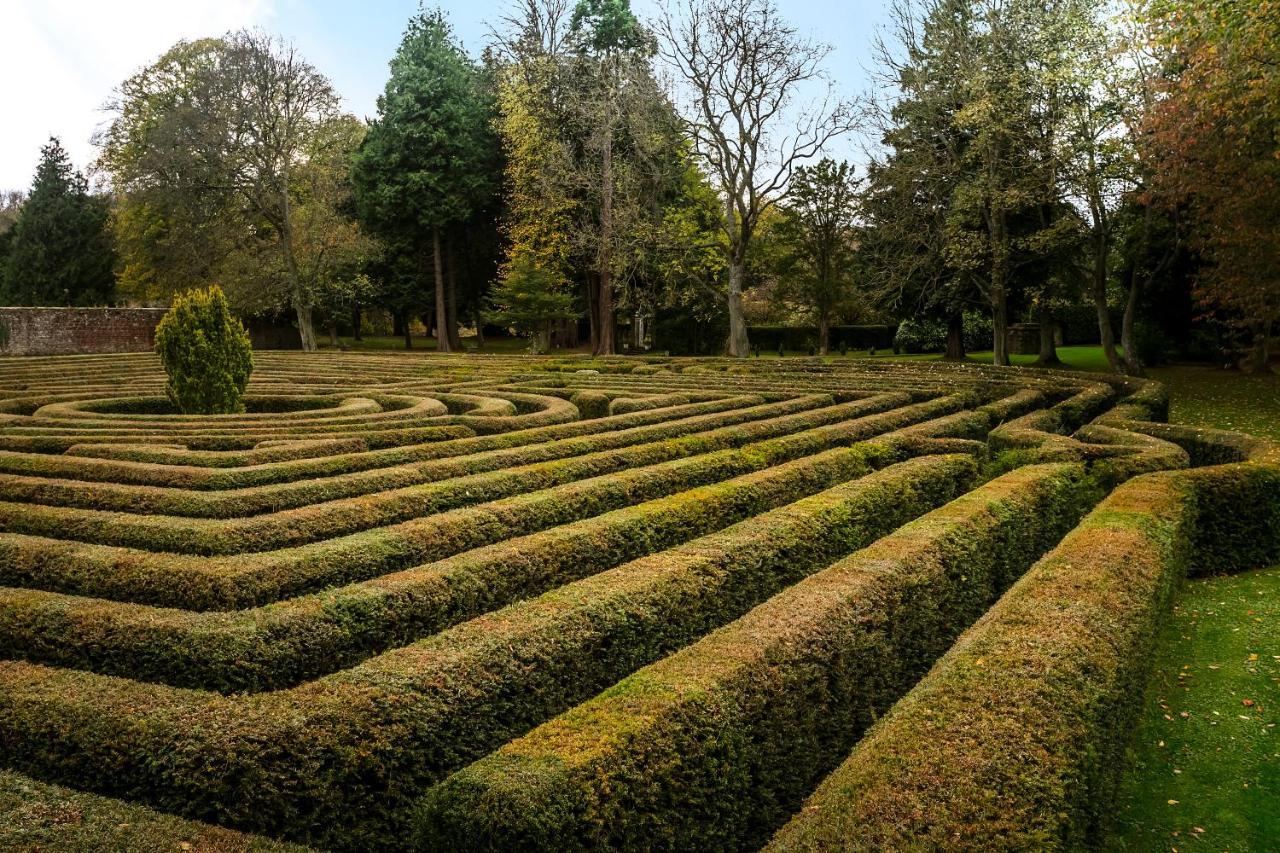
0 455 978 849
0 441 918 692
765 455 1280 851
0 395 967 611
0 396 900 518
416 462 1099 851
0 395 770 486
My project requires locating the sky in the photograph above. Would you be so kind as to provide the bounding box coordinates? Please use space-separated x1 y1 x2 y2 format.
0 0 894 192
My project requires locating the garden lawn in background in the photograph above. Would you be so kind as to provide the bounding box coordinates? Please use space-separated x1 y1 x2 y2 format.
1110 564 1280 851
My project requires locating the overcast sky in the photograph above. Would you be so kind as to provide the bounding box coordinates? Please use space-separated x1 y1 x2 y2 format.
0 0 891 191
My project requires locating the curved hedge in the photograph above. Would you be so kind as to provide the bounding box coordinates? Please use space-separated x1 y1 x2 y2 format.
0 351 1272 852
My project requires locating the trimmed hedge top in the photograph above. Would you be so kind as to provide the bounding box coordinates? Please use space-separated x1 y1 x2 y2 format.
0 350 1273 850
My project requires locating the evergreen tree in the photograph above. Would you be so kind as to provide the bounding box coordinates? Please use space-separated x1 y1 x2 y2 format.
486 254 576 354
777 159 860 355
352 11 498 352
2 138 114 306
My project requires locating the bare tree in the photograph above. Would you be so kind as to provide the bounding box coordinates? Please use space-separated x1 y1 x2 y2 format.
489 0 574 61
656 0 859 356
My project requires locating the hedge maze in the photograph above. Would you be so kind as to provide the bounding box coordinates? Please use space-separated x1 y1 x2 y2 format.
0 351 1276 851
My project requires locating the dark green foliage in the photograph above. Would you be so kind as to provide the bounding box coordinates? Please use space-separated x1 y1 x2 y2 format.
153 286 253 414
484 256 576 352
1 138 114 306
893 311 993 354
351 10 498 337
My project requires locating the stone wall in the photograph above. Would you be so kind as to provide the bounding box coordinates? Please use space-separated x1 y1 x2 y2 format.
0 307 166 356
0 307 302 355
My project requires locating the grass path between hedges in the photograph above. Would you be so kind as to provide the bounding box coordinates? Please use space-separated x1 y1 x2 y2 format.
1110 565 1280 852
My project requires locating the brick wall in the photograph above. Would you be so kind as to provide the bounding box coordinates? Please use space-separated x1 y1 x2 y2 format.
0 307 166 356
0 308 302 355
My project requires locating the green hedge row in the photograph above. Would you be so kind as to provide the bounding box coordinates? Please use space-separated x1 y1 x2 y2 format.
0 396 885 518
0 395 968 609
68 436 372 467
0 440 917 692
0 398 909 551
0 455 978 850
0 423 477 454
0 395 767 487
607 393 693 416
416 462 1099 851
765 439 1280 851
0 769 303 853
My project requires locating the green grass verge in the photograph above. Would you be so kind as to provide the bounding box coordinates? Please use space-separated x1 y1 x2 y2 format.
1110 564 1280 852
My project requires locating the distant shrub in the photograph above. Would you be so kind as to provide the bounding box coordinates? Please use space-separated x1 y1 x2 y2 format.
893 317 947 353
154 286 253 414
893 312 993 354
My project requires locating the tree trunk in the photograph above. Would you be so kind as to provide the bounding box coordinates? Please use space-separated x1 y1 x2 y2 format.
329 319 339 348
596 132 616 356
817 313 830 356
726 258 749 357
293 298 317 352
586 277 599 354
944 312 965 361
1120 272 1143 376
276 163 316 353
401 309 412 350
352 303 363 341
989 209 1010 366
1091 243 1122 374
432 228 452 353
1036 303 1061 366
446 244 463 351
474 311 485 349
991 295 1009 366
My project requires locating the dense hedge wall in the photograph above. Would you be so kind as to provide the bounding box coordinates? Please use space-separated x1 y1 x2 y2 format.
416 462 1099 850
0 396 874 518
0 395 969 611
766 450 1280 851
1 441 913 692
0 454 979 850
0 395 772 487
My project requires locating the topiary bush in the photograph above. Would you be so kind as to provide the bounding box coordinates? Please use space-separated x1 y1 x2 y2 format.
154 286 253 414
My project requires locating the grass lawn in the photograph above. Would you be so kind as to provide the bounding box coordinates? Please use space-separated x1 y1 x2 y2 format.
1109 566 1280 852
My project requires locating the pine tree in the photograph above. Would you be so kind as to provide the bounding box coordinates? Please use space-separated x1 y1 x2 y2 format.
2 138 114 306
351 11 498 352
